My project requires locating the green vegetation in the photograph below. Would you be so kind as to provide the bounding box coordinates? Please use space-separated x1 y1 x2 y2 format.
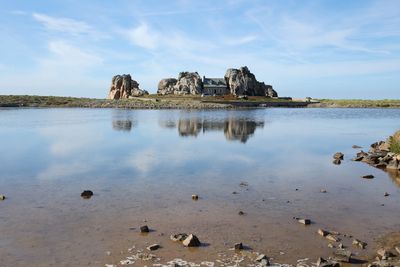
389 131 400 154
315 99 400 108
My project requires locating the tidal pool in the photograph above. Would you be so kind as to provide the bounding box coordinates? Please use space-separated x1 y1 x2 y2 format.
0 108 399 267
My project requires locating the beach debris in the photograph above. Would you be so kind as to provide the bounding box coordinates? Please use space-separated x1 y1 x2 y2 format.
80 190 93 199
333 159 341 165
332 249 352 262
297 218 311 225
352 239 367 249
191 194 199 200
0 195 5 200
140 225 150 233
182 234 201 247
234 243 244 250
384 192 390 197
170 233 188 242
320 189 327 193
361 174 374 179
146 244 160 251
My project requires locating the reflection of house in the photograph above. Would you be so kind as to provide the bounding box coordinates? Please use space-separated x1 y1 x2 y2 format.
202 76 229 95
173 116 264 143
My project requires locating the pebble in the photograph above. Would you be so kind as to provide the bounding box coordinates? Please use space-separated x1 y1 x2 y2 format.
192 194 199 200
326 234 340 242
318 229 329 237
80 190 93 199
255 254 268 262
297 218 311 225
352 239 367 249
0 195 5 200
361 174 374 179
238 211 245 215
384 192 390 197
234 243 243 250
140 225 150 233
182 234 201 247
320 189 327 193
332 159 341 165
147 244 160 251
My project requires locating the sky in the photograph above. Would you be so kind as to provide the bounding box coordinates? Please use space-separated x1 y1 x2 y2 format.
0 0 399 99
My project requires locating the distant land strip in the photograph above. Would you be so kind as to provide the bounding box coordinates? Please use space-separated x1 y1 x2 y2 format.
0 95 400 109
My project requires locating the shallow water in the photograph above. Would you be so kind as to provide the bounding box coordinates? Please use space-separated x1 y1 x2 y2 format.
0 108 400 267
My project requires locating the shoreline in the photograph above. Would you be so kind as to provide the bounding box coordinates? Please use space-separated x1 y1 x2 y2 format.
1 95 400 109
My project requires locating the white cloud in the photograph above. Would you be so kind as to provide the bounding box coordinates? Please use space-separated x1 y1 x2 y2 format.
126 23 158 50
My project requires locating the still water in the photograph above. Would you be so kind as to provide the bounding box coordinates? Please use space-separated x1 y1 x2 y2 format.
0 108 400 266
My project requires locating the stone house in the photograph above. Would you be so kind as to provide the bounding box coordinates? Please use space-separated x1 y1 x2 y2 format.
202 76 229 95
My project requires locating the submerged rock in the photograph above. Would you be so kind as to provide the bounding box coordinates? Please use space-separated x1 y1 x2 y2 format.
361 174 375 179
332 249 352 262
333 159 341 165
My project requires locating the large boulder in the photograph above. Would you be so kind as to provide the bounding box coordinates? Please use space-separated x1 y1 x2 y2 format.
107 74 148 99
157 72 203 95
224 66 277 97
157 78 178 95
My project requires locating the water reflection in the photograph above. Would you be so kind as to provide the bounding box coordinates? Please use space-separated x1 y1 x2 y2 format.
112 110 136 132
387 169 400 187
162 115 264 143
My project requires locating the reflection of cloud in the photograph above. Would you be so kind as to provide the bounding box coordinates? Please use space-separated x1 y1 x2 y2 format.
40 126 103 156
37 162 92 180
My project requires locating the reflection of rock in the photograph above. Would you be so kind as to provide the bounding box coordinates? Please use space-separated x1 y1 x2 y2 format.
107 74 148 99
224 119 262 143
178 119 202 137
387 169 400 187
112 120 133 131
163 115 264 143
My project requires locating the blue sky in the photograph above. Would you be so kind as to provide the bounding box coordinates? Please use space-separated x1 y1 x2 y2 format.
0 0 399 98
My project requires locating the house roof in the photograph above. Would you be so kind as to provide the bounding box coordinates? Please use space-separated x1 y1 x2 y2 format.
203 77 227 87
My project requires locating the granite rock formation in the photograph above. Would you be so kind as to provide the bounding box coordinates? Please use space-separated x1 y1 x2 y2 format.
224 66 278 97
157 72 203 95
107 74 148 100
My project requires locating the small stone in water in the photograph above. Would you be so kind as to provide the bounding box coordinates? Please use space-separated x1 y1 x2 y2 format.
320 189 327 193
361 174 374 179
384 192 390 197
234 243 243 250
192 194 199 200
140 225 150 233
80 190 93 199
0 195 5 200
182 234 201 247
238 211 245 215
297 218 311 225
147 244 160 251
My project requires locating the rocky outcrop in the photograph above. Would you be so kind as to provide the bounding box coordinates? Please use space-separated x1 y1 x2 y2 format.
157 72 203 95
158 67 277 97
157 78 178 95
107 74 148 100
224 66 278 97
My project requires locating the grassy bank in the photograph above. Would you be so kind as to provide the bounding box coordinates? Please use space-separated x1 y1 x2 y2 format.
310 99 400 108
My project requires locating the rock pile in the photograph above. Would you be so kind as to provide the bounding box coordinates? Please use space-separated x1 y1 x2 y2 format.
107 74 148 99
353 130 400 173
